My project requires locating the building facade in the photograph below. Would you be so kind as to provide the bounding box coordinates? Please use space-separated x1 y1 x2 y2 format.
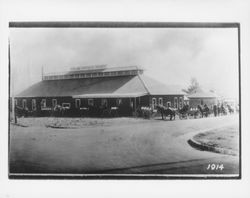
15 65 185 117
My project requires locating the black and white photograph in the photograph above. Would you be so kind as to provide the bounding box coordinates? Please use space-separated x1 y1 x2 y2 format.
8 22 241 179
1 0 250 197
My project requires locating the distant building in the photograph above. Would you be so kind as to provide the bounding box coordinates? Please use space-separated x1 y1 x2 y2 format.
14 65 185 116
187 90 220 108
222 97 238 111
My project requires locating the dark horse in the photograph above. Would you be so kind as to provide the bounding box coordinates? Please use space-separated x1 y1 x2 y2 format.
227 104 234 114
178 104 189 119
197 105 210 118
155 105 176 121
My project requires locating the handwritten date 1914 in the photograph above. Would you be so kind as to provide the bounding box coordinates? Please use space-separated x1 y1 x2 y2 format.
207 164 224 171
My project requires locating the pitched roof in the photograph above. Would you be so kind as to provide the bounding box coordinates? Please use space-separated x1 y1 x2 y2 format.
139 75 186 95
16 74 185 98
187 91 219 98
16 76 148 98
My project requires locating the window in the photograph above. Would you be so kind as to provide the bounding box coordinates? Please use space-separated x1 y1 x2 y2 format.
41 99 46 108
88 99 94 106
52 99 57 107
201 99 204 105
75 99 81 108
22 99 27 109
167 101 171 108
158 98 163 106
152 98 156 109
32 99 36 111
179 97 183 109
116 98 122 106
15 99 17 106
174 97 178 108
101 99 107 107
62 103 71 108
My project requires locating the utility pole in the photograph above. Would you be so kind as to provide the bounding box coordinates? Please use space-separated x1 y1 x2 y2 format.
42 65 44 80
9 38 17 123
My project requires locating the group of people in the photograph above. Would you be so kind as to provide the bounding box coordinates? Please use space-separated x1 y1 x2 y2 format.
198 103 233 117
213 104 234 117
178 102 235 119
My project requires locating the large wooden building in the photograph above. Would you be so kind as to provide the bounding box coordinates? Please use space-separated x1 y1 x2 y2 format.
15 65 185 116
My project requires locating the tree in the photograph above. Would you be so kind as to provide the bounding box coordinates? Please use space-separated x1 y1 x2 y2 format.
182 77 201 94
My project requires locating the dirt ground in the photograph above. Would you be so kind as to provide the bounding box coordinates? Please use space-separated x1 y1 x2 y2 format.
11 116 156 128
9 114 240 176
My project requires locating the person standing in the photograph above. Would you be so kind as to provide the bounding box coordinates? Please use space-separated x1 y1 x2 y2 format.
213 104 217 117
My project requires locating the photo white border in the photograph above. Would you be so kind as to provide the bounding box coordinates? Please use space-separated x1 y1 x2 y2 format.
1 0 250 197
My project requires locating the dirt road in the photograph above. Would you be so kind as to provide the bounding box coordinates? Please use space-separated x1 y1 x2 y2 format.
10 115 240 177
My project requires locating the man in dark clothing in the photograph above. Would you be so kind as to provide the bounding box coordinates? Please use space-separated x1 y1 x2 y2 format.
203 104 209 117
213 104 217 117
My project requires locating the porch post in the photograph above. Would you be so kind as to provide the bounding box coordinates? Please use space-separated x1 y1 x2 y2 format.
134 97 137 112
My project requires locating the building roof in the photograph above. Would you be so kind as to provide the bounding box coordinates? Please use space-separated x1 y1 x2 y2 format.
17 75 148 98
139 75 186 95
16 74 185 98
68 65 143 74
187 91 219 98
69 65 143 73
43 65 144 81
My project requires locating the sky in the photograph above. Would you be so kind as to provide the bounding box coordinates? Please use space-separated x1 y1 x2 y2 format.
10 27 239 99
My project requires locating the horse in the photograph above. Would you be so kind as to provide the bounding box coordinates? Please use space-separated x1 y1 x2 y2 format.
155 105 176 121
197 105 210 118
218 104 227 116
178 104 190 119
226 104 234 114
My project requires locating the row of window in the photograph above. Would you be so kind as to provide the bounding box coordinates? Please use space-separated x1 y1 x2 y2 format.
44 70 140 81
152 97 183 109
18 98 123 110
18 97 183 110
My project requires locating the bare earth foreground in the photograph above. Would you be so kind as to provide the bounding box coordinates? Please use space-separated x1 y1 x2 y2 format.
10 115 240 177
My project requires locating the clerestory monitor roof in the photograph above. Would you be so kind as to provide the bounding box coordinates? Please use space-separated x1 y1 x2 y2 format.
43 65 144 81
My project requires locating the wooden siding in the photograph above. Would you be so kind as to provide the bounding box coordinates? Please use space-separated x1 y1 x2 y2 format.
15 94 185 117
